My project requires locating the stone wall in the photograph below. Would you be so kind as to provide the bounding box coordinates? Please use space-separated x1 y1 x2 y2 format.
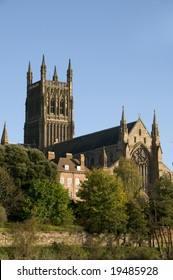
0 231 118 247
0 231 86 247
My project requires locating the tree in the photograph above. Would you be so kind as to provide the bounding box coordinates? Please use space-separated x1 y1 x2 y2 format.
0 145 5 166
0 166 25 221
0 145 58 222
27 148 57 180
114 158 149 246
114 157 142 201
126 200 148 246
77 169 127 235
149 176 173 258
27 179 74 225
1 145 57 187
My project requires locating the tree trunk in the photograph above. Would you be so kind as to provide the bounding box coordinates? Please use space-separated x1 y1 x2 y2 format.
159 227 164 247
169 227 173 248
154 230 164 259
160 227 168 248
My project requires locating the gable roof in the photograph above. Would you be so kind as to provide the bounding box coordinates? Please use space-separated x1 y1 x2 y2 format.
53 121 137 160
57 157 89 173
129 117 151 138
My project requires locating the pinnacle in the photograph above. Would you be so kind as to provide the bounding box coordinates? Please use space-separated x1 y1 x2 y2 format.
1 121 9 145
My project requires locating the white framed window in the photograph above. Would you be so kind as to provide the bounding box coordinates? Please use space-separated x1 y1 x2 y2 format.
64 164 69 170
67 178 72 187
60 177 64 185
75 178 80 187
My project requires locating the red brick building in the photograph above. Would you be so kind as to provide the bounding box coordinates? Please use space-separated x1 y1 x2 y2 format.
56 153 89 200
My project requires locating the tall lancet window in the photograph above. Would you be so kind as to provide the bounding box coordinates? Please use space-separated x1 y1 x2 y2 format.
60 99 65 115
131 145 151 193
50 98 55 114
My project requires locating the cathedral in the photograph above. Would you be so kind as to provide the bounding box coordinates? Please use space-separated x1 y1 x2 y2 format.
1 56 172 193
52 107 172 193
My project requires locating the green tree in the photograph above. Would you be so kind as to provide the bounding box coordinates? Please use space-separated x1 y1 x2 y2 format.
27 179 74 225
3 145 30 186
77 169 127 234
0 145 5 166
27 148 57 181
0 166 25 221
114 158 149 246
114 157 142 201
2 145 57 187
126 200 148 246
149 176 173 258
0 145 57 221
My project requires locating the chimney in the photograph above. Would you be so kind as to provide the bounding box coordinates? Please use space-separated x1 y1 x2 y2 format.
66 153 73 159
47 151 55 161
80 154 85 169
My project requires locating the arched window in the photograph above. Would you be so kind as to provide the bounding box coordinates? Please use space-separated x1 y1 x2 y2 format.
65 100 68 116
47 98 49 114
132 145 151 193
50 98 55 114
60 99 65 115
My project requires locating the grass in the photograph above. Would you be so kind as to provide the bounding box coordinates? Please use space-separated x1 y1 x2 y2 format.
0 244 163 260
0 223 11 232
0 222 83 233
37 223 84 233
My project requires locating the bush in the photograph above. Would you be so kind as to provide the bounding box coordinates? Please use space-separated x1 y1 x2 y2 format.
41 243 89 260
0 205 7 226
126 247 161 260
11 219 38 259
0 247 9 260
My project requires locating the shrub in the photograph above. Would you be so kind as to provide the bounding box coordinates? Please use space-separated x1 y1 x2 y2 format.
0 205 7 226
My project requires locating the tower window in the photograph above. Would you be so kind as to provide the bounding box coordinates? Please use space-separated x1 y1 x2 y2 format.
51 98 55 114
47 103 49 114
134 136 137 143
60 99 65 115
139 129 141 136
144 137 146 144
65 100 68 116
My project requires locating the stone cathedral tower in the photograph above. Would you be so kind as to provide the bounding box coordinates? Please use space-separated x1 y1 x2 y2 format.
24 56 74 152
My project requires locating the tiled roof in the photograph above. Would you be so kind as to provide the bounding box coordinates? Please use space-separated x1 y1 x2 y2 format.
57 157 89 173
53 121 136 160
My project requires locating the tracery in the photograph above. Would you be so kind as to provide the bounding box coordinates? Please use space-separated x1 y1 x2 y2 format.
132 146 151 193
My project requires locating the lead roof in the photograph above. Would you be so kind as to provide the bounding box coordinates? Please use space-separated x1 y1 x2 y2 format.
53 121 137 160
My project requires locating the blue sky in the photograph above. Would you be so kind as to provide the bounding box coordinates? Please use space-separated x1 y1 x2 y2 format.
0 0 173 169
